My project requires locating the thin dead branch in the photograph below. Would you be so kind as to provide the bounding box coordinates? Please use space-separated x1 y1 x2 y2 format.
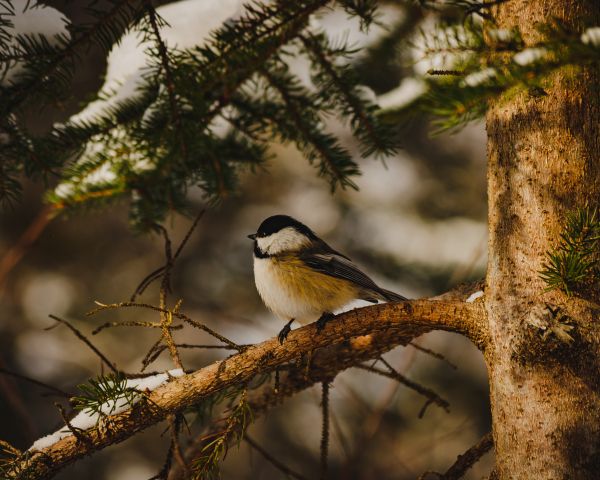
131 210 205 300
408 342 458 370
245 435 308 480
0 368 72 398
47 315 118 373
355 357 450 418
320 381 330 480
88 301 241 350
418 431 494 480
12 299 486 479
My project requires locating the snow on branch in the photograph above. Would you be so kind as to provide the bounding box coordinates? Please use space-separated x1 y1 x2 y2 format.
6 298 487 479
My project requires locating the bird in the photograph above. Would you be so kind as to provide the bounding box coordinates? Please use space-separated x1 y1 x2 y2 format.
248 215 406 343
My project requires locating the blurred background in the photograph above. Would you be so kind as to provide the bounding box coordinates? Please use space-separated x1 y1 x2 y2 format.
0 1 491 478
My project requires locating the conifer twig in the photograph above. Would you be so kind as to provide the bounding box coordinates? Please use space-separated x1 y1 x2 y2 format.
245 435 308 480
417 431 494 480
88 301 241 350
320 381 330 480
0 368 72 398
131 210 205 301
144 0 187 161
169 414 189 478
54 403 91 447
47 315 118 373
2 0 137 115
355 357 450 418
408 342 458 369
13 299 487 479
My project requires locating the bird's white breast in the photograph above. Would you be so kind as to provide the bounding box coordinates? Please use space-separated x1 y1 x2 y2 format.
253 256 320 324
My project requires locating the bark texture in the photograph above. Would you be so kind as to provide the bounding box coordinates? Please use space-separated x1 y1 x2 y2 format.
486 1 600 478
11 299 486 479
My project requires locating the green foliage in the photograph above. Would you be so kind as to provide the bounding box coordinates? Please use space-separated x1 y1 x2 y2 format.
1 0 398 229
193 389 253 479
1 0 599 228
380 19 600 133
540 206 600 295
72 373 141 416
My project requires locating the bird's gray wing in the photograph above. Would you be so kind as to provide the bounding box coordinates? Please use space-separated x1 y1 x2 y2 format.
300 251 382 300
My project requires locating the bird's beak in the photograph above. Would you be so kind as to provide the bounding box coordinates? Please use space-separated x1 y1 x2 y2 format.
247 233 256 240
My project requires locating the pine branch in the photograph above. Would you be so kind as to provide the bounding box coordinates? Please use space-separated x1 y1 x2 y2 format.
143 0 187 162
11 298 487 479
1 0 141 115
418 431 494 480
380 20 600 133
47 315 118 374
539 205 600 295
260 64 359 190
300 31 398 158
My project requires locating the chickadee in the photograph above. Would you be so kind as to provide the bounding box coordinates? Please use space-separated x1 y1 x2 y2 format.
248 215 406 343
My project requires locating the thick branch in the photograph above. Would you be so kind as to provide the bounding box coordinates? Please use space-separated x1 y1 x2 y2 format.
12 299 487 479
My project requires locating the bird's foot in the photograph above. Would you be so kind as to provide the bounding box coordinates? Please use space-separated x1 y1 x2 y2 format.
316 312 335 333
278 319 295 344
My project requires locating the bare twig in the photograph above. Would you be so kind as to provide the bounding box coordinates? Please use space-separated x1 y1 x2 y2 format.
320 381 330 480
14 300 487 479
48 315 118 373
0 357 38 440
131 210 205 300
0 368 72 398
0 206 55 292
418 431 494 480
245 435 308 480
89 301 242 350
54 403 91 447
142 342 247 371
92 320 181 335
355 357 450 418
150 223 183 370
408 342 458 370
169 414 190 478
0 439 21 457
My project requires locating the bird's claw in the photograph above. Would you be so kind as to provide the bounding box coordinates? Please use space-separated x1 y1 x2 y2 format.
316 312 335 333
278 326 290 344
278 320 294 344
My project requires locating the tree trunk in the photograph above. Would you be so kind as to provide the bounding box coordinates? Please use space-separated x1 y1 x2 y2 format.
486 1 600 478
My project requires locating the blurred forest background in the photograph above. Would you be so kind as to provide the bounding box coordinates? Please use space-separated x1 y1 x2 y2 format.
0 1 491 478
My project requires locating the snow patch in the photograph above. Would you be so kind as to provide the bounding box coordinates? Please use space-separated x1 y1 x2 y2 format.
81 162 117 187
70 0 246 125
581 27 600 47
487 28 514 43
466 290 484 303
513 47 548 66
29 369 185 451
462 68 497 87
377 78 428 110
54 182 76 199
1 0 70 86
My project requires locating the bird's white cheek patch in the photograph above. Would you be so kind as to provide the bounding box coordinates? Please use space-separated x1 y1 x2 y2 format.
256 227 310 255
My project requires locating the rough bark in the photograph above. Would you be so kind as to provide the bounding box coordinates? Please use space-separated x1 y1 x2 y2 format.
485 1 600 478
10 298 486 479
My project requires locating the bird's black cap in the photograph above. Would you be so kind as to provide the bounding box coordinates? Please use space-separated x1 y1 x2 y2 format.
251 215 318 239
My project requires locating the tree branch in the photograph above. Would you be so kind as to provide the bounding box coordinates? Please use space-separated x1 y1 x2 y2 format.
11 298 487 479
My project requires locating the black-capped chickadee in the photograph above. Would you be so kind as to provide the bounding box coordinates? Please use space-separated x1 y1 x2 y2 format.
248 215 406 343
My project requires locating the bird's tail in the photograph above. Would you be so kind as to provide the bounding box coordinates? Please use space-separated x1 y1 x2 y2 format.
376 288 407 302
